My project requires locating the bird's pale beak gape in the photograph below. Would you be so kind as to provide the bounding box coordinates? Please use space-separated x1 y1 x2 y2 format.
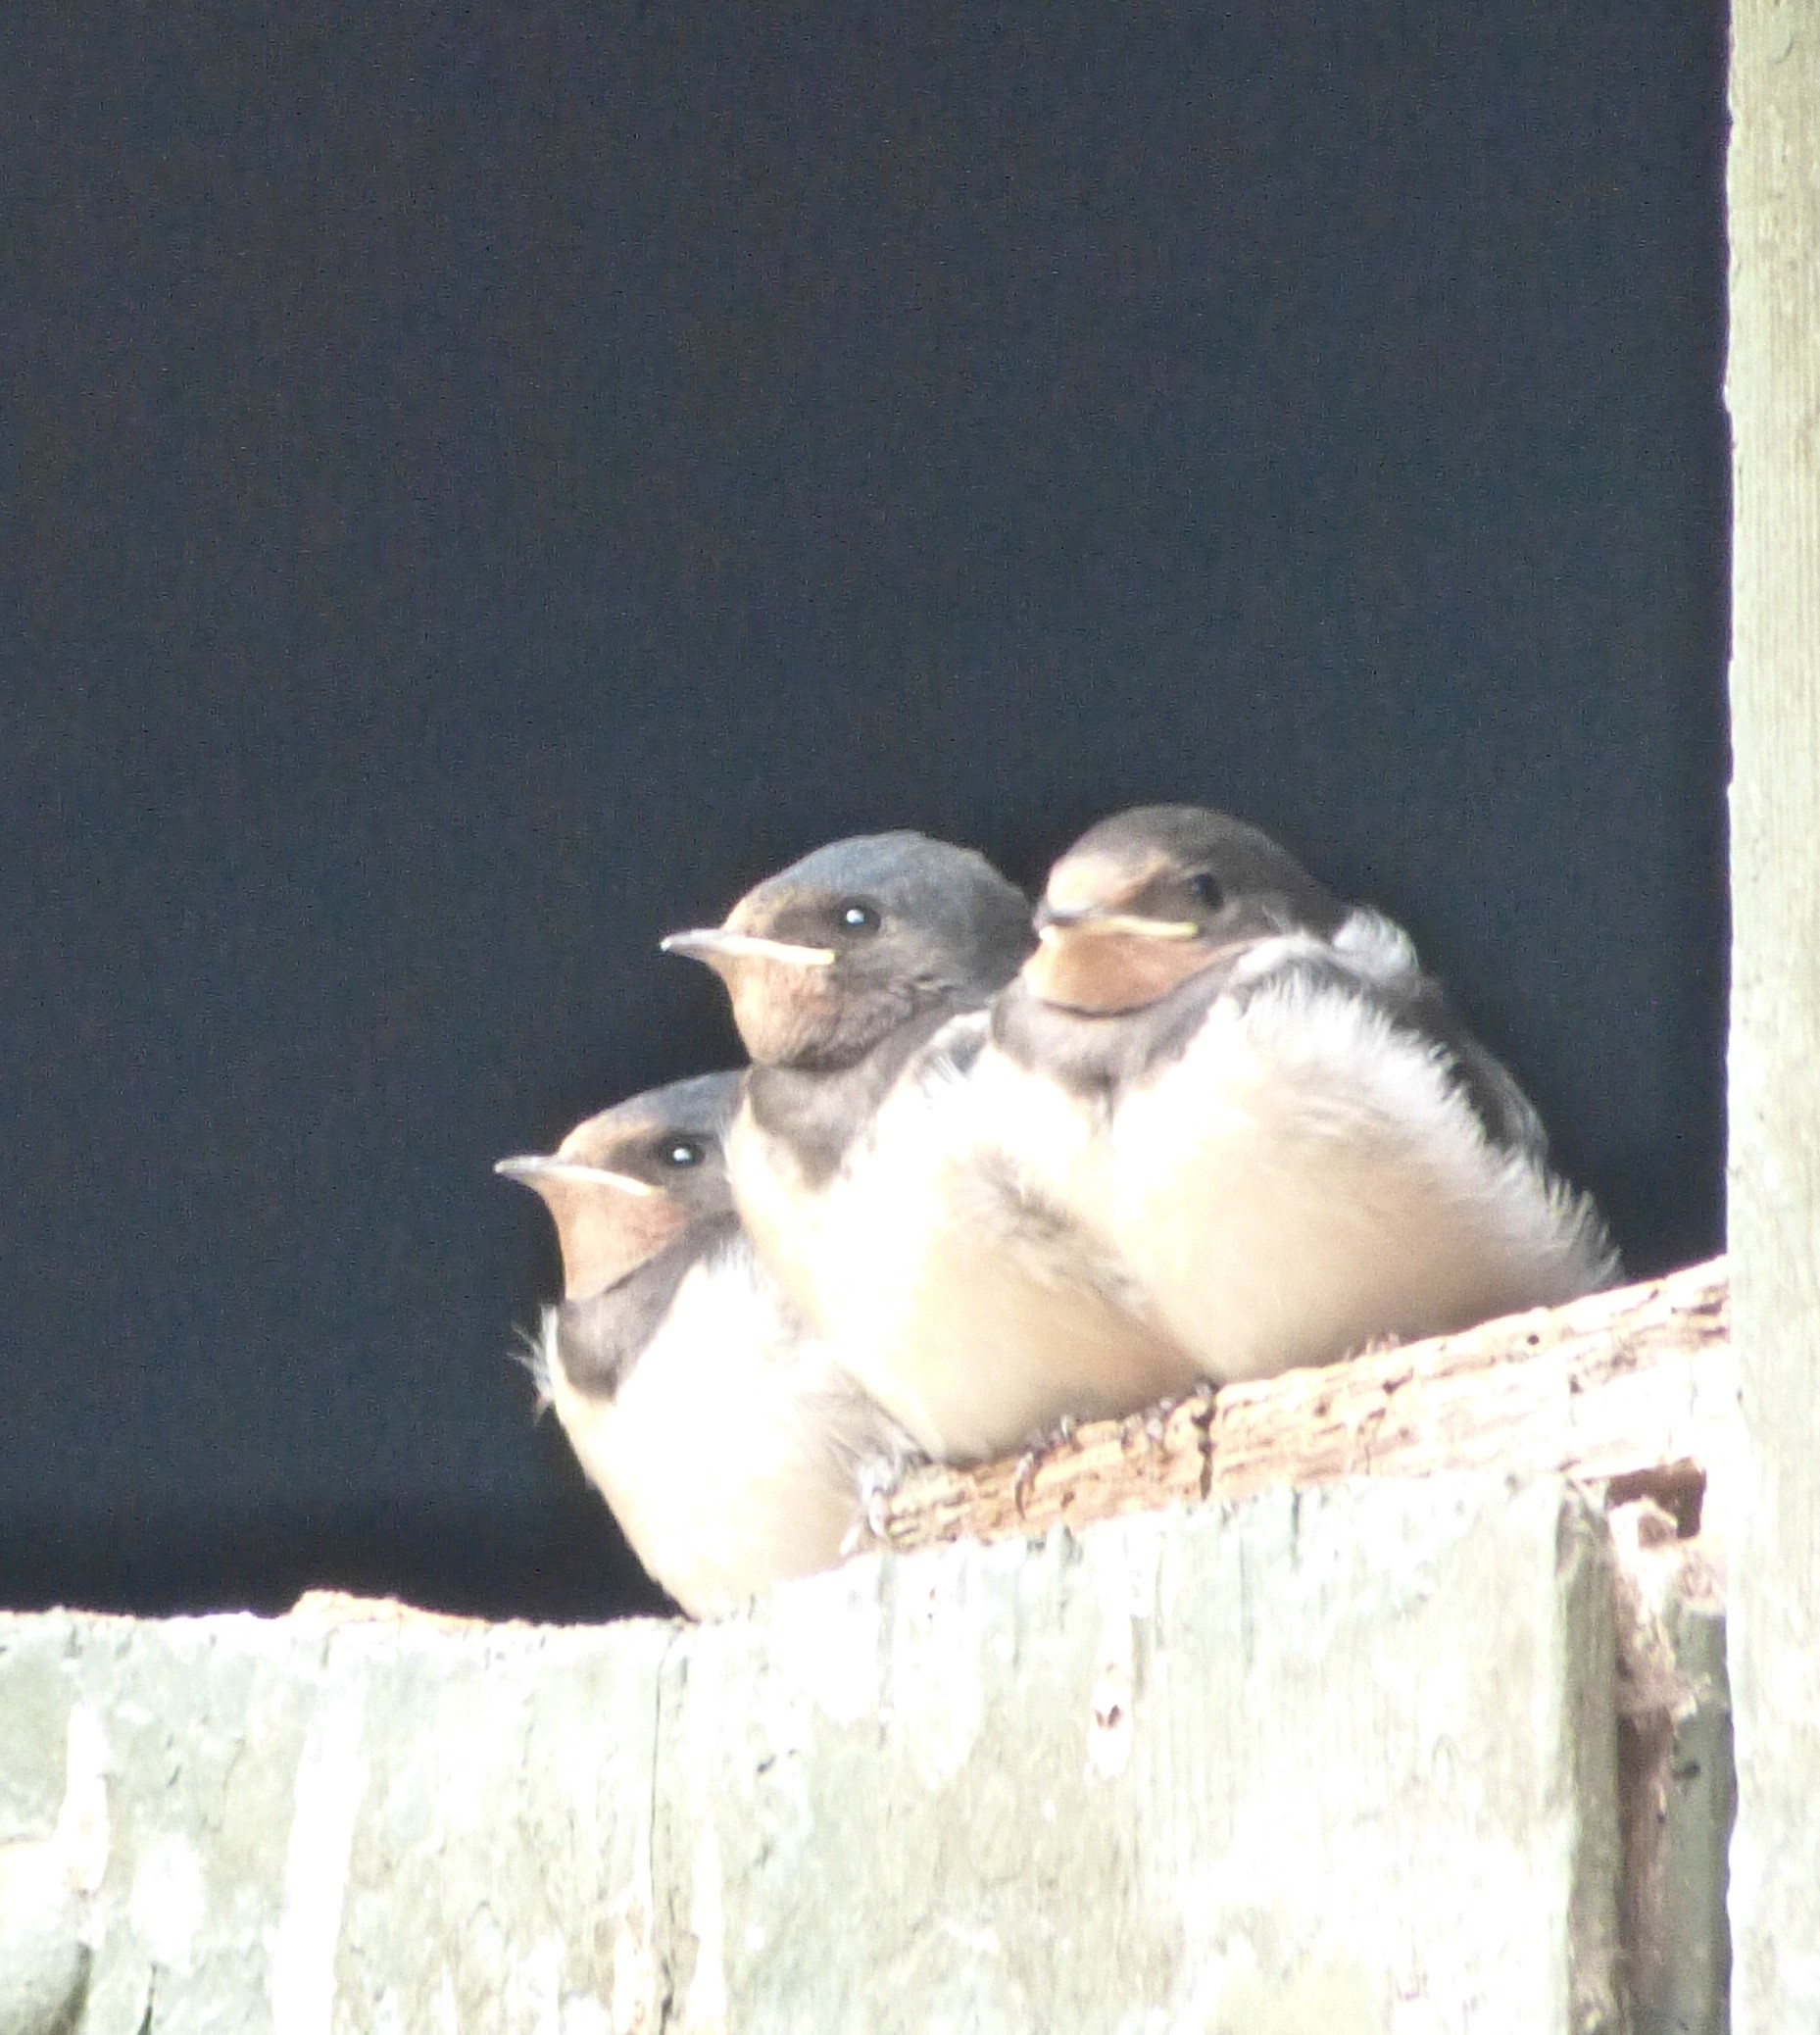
494 1157 660 1199
1034 902 1202 944
660 928 837 968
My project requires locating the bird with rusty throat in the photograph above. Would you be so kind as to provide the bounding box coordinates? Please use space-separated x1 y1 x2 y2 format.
662 831 1199 1465
978 804 1618 1386
496 1071 911 1618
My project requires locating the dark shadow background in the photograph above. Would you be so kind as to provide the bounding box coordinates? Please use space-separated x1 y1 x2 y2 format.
3 3 1728 1620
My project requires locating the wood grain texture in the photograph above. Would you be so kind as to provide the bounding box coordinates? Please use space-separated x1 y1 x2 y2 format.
876 1258 1735 1555
1609 1500 1733 2035
1727 2 1820 2022
0 1482 1625 2031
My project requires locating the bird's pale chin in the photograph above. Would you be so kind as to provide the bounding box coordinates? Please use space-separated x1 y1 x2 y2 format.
533 1178 693 1301
724 960 850 1067
1022 924 1215 1014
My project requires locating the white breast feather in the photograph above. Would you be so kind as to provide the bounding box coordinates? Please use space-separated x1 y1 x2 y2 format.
734 1014 1195 1462
542 1239 900 1618
1105 947 1615 1381
728 918 1611 1444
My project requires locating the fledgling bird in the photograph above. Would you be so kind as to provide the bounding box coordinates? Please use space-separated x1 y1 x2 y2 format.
981 805 1618 1386
496 1071 911 1619
662 832 1200 1464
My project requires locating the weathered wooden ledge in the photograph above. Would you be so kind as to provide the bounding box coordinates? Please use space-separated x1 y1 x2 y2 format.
877 1257 1736 1555
3 1478 1641 2032
0 1267 1740 2031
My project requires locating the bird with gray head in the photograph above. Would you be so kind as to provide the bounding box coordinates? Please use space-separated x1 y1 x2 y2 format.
496 1070 911 1618
980 804 1618 1386
663 831 1197 1464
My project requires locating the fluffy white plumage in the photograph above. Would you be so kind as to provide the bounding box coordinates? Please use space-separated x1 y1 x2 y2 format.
730 1015 1197 1464
536 1231 910 1619
977 903 1615 1386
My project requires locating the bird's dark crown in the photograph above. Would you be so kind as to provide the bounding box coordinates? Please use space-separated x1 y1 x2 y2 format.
551 1070 741 1209
720 831 1032 1068
1044 805 1341 939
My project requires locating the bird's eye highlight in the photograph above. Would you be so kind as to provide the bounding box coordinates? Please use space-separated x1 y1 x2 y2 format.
1187 872 1224 911
838 901 881 933
663 1139 706 1168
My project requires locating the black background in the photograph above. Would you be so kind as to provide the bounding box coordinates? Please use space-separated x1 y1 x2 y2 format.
5 3 1728 1620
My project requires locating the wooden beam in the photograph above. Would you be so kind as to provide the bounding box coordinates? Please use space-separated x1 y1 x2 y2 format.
0 1482 1628 2029
1726 0 1820 2021
877 1259 1735 1555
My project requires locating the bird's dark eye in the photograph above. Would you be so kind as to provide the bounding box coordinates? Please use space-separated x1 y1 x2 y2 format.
1188 872 1224 911
838 901 881 933
663 1139 706 1168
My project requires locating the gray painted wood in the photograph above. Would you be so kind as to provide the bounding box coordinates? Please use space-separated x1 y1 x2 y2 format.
1611 1501 1733 2034
1726 2 1820 2027
0 1477 1619 2033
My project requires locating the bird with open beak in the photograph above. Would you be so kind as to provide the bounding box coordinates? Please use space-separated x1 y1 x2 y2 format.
982 804 1618 1385
496 1071 911 1618
664 832 1198 1464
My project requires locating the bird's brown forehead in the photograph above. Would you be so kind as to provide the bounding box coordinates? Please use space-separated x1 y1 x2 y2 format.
555 1117 635 1165
725 879 804 934
556 1110 692 1168
1046 845 1177 913
553 1117 625 1166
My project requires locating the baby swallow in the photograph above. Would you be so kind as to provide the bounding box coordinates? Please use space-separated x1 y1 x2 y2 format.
496 1071 910 1619
984 804 1618 1385
663 832 1198 1464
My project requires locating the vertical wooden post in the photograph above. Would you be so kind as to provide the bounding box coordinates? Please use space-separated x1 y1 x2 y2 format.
1726 1 1820 2022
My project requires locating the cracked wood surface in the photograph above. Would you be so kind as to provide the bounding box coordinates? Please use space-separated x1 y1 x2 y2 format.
0 1481 1626 2032
876 1257 1735 1556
